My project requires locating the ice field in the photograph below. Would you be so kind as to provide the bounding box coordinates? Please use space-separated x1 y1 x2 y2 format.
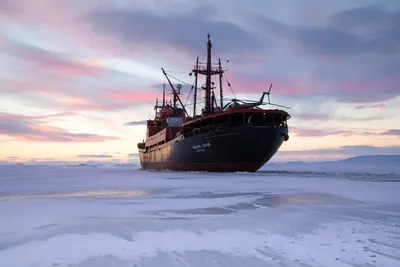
0 163 399 267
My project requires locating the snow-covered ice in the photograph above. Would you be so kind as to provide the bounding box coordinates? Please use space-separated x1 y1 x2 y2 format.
0 164 399 267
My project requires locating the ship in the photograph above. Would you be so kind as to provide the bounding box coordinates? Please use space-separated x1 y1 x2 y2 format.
137 34 291 172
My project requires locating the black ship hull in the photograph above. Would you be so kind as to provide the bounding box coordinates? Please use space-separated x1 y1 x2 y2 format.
139 125 289 172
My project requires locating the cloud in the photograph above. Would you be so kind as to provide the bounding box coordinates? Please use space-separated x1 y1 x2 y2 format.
107 90 161 103
0 0 15 14
353 104 387 110
3 1 398 106
327 4 400 43
244 3 400 103
295 113 332 121
290 127 354 137
0 112 120 142
257 4 400 56
226 77 320 96
333 82 399 103
0 77 162 112
294 112 382 122
0 78 68 96
1 112 76 120
78 154 113 158
224 72 399 103
30 157 56 161
3 40 107 77
128 153 139 158
84 5 264 56
124 120 147 126
380 129 400 136
0 0 152 59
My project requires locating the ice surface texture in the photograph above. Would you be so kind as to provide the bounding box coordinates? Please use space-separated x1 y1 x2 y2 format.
0 165 399 267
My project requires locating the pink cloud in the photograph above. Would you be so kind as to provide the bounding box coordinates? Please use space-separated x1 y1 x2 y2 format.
226 73 399 103
0 112 120 142
2 1 398 106
25 53 105 77
6 41 108 77
0 78 116 111
107 90 162 103
62 104 119 112
1 76 161 111
1 112 75 120
291 127 355 137
51 89 163 111
354 104 387 110
0 1 148 60
0 78 67 94
0 77 154 111
54 96 120 111
0 78 118 111
227 75 320 95
297 113 332 120
380 129 400 136
295 112 382 122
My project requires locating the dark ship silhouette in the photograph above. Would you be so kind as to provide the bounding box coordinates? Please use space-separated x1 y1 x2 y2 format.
137 34 290 172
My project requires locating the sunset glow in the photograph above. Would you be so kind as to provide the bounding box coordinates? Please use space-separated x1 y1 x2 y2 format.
1 0 399 163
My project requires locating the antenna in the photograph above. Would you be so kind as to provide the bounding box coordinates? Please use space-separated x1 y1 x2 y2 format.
219 58 223 108
193 57 199 117
266 83 272 104
162 84 166 106
265 83 290 109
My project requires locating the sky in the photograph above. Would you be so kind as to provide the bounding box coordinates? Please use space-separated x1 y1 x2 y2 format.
0 0 399 163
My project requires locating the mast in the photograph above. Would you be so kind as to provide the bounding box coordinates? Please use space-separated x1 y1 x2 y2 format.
173 87 177 108
212 90 218 110
205 33 212 114
191 34 225 115
162 83 166 106
193 57 199 117
154 98 158 118
219 58 223 108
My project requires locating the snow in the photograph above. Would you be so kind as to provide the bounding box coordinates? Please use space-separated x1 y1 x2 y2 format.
0 164 399 267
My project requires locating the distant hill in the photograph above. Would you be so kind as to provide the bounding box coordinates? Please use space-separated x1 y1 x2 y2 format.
263 155 400 174
335 155 400 165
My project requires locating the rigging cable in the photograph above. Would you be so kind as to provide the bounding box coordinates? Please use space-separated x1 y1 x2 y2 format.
185 85 194 106
211 45 236 99
163 70 190 74
184 72 195 106
185 100 205 106
164 71 195 106
166 73 193 88
224 75 236 98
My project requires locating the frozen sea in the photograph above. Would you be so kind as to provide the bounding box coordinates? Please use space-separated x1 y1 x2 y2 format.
0 163 399 267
